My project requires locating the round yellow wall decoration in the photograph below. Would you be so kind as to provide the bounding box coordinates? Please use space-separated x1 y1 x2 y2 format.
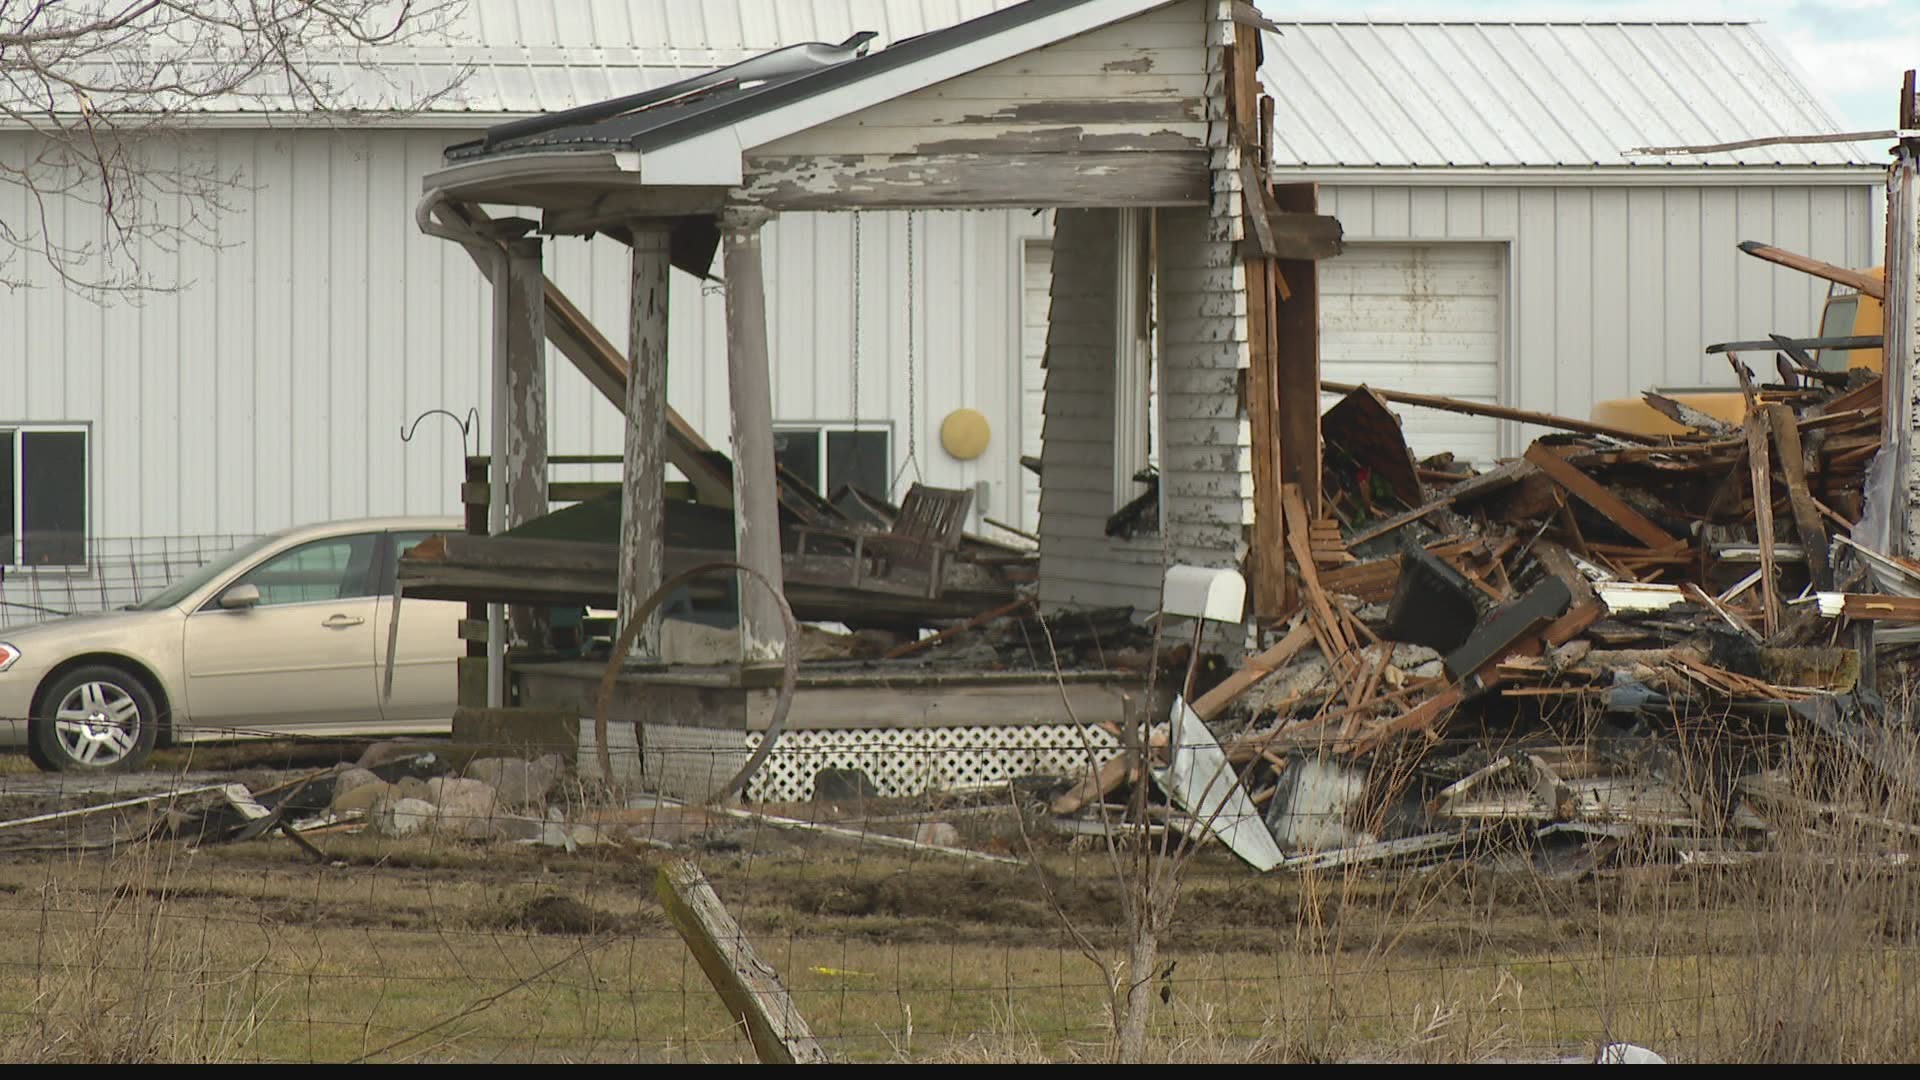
940 408 991 460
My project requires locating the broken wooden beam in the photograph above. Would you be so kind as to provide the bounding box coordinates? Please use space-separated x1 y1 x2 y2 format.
1767 402 1834 592
656 859 828 1064
1191 620 1316 723
1522 443 1678 549
1320 382 1680 443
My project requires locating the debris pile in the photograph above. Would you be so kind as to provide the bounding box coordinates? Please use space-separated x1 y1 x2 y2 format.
1053 364 1920 871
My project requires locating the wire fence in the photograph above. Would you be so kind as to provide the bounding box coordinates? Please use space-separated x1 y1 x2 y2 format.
0 723 1915 1063
0 535 254 624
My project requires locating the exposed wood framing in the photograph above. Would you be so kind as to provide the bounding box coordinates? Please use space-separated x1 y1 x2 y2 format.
1891 105 1920 558
504 236 550 648
722 207 787 663
1271 181 1323 520
1225 14 1286 619
621 225 671 656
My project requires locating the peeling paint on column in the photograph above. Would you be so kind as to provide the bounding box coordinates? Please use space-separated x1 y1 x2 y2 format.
722 206 786 664
503 237 550 647
621 225 671 657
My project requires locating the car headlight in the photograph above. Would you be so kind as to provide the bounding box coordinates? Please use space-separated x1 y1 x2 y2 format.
0 643 17 672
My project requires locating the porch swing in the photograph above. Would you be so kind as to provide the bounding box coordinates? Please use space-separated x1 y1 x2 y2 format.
794 210 975 600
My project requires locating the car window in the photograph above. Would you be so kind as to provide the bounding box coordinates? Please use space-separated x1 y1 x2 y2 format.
379 530 441 594
233 534 379 607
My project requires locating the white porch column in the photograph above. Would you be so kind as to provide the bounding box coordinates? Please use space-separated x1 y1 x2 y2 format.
721 207 786 662
621 224 672 655
504 235 550 648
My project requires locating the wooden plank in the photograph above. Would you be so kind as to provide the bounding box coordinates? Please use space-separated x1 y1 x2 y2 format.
1190 621 1315 722
1050 752 1137 816
1827 594 1920 622
1732 360 1781 634
1273 182 1322 515
1767 402 1833 591
1522 443 1677 549
655 860 828 1064
1323 381 1676 443
1245 250 1286 618
1738 240 1886 300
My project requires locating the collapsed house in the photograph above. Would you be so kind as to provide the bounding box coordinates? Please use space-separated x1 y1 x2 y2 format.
398 0 1920 869
401 0 1338 801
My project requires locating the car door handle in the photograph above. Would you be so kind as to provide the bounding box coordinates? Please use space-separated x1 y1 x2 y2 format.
323 614 365 629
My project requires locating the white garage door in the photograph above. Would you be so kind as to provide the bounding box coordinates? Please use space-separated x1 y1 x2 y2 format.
1019 238 1051 535
1319 243 1505 465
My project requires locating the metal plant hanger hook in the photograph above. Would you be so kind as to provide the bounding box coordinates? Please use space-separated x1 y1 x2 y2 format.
400 406 481 459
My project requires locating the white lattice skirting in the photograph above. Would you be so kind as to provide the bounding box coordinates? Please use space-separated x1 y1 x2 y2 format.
745 725 1123 803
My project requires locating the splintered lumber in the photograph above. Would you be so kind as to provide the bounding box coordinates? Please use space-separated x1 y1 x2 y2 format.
1320 381 1676 443
1644 392 1735 436
1522 443 1678 549
1732 360 1781 634
1191 620 1316 722
1766 403 1833 591
656 859 828 1064
1816 593 1920 623
884 595 1033 660
1345 601 1602 755
1051 751 1137 816
1738 240 1887 300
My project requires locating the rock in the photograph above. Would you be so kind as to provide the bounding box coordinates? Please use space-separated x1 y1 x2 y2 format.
393 776 432 801
463 754 567 809
913 821 962 848
332 767 382 796
370 796 437 838
426 776 499 837
331 779 395 814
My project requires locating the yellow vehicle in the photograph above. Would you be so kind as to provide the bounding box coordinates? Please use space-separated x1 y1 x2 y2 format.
1590 243 1884 436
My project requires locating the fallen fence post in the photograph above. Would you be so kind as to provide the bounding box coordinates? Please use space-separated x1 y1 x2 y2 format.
656 858 828 1064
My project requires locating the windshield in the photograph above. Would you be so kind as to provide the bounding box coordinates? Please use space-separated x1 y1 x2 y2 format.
1817 294 1860 372
133 534 280 611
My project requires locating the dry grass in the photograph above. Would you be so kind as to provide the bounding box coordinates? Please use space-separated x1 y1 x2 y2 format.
4 701 1920 1061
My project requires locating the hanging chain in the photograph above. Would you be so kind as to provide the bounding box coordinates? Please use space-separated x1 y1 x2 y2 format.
895 209 921 487
850 211 861 431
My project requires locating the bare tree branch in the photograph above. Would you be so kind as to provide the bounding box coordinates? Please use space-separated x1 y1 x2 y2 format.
0 0 470 297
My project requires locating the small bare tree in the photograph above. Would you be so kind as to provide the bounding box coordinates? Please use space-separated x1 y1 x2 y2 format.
1 0 467 296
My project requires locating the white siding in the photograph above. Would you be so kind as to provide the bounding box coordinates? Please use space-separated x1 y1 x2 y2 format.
1019 237 1052 535
1037 203 1249 616
0 128 1049 550
1321 183 1875 454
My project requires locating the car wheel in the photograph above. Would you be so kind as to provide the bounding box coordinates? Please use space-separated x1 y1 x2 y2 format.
32 665 161 772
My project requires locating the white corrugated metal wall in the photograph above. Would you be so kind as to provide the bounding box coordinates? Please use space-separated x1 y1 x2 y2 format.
1318 182 1876 454
0 127 1048 549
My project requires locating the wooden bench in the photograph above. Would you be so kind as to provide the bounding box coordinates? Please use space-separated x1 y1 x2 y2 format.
794 483 974 599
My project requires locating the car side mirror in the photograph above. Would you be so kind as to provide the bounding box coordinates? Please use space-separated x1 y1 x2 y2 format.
218 583 261 610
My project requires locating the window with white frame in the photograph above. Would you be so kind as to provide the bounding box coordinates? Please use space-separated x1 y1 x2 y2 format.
0 426 88 567
1111 209 1158 527
774 424 892 501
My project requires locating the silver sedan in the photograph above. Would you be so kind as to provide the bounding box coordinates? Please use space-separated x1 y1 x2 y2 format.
0 517 465 771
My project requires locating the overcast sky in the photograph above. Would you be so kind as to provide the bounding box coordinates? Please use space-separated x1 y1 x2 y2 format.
1322 1 1916 131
